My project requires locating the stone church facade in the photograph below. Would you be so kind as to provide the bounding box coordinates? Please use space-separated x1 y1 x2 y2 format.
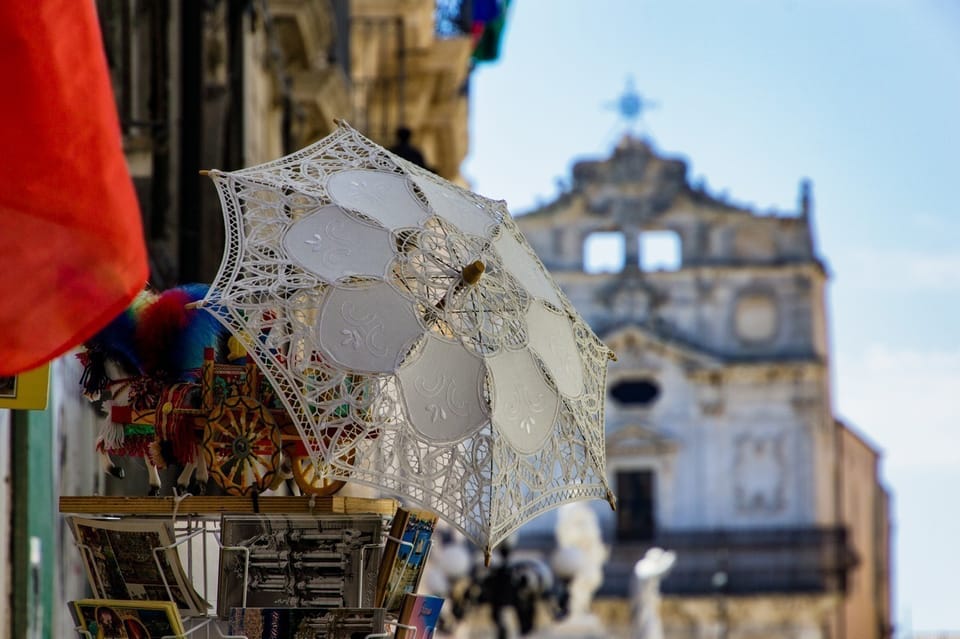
514 138 891 639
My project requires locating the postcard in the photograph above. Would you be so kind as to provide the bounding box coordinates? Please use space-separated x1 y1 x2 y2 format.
217 513 385 618
374 507 438 613
228 607 386 639
67 516 209 617
395 593 444 639
69 598 185 639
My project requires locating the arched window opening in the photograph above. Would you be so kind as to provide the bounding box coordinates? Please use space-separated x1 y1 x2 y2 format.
640 230 681 271
584 232 625 273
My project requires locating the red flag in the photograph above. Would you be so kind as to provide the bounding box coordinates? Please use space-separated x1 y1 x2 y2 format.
0 2 149 375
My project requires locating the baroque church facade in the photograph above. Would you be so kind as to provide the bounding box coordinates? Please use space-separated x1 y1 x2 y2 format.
514 138 891 639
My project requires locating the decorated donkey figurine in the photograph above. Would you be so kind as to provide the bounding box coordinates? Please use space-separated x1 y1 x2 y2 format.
79 284 233 495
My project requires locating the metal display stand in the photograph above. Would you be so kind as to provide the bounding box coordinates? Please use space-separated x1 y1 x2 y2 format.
62 495 400 638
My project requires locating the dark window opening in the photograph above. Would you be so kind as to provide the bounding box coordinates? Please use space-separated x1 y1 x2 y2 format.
610 379 661 406
616 469 656 541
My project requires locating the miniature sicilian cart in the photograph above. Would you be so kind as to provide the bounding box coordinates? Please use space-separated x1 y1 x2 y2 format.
78 284 354 498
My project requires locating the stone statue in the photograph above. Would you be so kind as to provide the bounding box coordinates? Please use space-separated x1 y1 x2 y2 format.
631 547 677 639
554 503 608 620
545 503 609 638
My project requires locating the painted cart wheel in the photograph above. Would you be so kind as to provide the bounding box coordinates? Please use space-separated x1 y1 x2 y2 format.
289 449 355 496
202 395 281 495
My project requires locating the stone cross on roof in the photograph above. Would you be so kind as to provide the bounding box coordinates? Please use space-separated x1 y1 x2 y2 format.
606 76 658 134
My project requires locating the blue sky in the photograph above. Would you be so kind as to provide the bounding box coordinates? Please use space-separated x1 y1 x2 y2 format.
462 0 960 633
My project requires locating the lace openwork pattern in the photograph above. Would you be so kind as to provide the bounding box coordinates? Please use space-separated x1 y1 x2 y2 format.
202 122 614 553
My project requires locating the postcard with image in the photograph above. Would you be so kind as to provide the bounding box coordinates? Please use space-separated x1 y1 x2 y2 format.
228 607 386 639
217 514 385 618
68 516 208 617
375 507 438 613
69 598 185 639
395 593 444 639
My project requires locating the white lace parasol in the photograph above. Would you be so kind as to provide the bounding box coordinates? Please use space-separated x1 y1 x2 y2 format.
200 122 615 556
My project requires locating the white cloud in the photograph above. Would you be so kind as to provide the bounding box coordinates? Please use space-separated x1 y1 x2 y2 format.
903 254 960 289
839 248 960 291
835 344 960 468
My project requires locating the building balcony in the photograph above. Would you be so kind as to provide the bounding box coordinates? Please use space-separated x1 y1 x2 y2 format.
610 527 856 597
517 526 856 598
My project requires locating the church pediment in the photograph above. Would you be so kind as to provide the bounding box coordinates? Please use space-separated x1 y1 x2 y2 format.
576 138 688 221
604 323 722 371
606 423 678 457
594 268 664 309
519 137 691 226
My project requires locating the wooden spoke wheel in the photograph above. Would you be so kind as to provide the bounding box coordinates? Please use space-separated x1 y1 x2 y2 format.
202 395 281 495
289 449 355 496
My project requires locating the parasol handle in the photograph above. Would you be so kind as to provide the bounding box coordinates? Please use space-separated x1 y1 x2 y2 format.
434 260 485 312
461 260 485 285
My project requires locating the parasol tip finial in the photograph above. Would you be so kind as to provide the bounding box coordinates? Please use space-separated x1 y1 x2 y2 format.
606 488 618 511
608 349 618 362
198 169 211 177
462 260 485 285
484 547 492 566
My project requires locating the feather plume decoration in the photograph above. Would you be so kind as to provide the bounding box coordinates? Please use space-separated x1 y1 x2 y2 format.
135 283 229 380
79 288 158 398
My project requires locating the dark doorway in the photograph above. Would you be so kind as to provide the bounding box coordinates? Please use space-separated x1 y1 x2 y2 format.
616 469 656 541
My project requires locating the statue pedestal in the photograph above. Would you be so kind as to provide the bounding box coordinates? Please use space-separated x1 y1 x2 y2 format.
534 613 606 639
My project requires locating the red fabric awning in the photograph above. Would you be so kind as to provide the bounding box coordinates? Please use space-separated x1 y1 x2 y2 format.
0 1 148 375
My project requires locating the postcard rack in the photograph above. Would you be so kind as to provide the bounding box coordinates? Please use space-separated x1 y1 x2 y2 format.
59 495 398 517
61 494 401 639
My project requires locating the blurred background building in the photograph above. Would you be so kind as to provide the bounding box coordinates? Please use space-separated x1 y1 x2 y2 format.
96 0 491 289
508 138 892 638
